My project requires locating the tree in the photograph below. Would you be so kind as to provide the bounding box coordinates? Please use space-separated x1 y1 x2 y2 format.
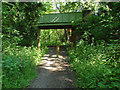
2 2 46 47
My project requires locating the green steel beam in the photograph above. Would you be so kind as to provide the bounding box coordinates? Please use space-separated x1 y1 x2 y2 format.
38 12 82 28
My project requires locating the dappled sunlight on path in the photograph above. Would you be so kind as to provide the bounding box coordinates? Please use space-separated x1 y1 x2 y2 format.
28 46 75 88
40 53 69 71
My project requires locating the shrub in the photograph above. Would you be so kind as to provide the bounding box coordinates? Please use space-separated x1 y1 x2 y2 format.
2 45 48 88
67 41 120 88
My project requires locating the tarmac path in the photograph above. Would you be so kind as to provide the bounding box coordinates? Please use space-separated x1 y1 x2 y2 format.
28 46 75 88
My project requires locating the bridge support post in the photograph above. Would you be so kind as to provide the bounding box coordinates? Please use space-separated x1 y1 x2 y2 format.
72 29 77 45
38 29 41 51
70 28 76 50
56 45 59 58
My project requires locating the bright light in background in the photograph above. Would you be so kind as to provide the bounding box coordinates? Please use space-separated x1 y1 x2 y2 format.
40 0 100 13
52 0 67 11
52 0 56 10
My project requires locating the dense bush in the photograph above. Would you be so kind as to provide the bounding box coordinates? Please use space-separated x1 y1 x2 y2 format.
2 2 46 46
74 2 120 44
2 2 48 88
67 40 120 88
2 45 48 88
68 3 120 88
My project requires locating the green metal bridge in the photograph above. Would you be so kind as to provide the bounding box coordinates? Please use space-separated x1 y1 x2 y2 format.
38 12 82 29
37 11 91 50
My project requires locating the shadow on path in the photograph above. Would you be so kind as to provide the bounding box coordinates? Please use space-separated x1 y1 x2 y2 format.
28 46 75 88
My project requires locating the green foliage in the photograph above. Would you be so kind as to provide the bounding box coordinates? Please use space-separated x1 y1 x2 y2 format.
2 45 48 88
74 2 120 44
55 2 82 12
2 1 120 89
54 2 99 13
2 2 45 46
2 2 51 88
67 42 120 88
69 2 120 88
43 2 56 14
40 29 66 46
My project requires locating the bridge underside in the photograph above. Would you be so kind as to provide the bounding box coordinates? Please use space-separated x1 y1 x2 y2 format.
38 25 73 29
38 22 74 29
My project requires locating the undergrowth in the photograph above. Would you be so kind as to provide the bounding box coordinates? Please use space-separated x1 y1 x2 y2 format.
2 45 48 88
67 40 120 88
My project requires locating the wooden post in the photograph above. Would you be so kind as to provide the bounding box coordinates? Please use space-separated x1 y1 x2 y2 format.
70 28 76 50
38 29 41 51
56 45 59 58
70 28 72 36
70 28 73 50
73 30 77 45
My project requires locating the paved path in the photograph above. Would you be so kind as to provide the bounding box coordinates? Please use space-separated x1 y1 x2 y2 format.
28 46 75 88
